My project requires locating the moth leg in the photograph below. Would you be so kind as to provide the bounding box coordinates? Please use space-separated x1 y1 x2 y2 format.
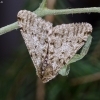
59 35 92 76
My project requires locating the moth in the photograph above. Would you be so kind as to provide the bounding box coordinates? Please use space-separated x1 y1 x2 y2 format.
17 10 92 83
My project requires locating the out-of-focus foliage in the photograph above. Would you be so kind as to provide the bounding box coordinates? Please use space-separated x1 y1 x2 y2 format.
1 0 100 100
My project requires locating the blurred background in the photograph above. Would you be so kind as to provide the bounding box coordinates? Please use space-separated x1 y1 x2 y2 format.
0 0 100 100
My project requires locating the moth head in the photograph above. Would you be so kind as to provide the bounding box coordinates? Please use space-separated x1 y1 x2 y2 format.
17 10 37 29
17 10 25 21
17 10 26 29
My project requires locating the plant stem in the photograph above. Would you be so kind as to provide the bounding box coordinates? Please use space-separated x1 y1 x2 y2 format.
39 0 47 8
0 7 100 35
0 22 19 36
35 7 100 16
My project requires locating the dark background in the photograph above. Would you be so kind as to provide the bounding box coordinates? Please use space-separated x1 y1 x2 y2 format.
0 0 100 100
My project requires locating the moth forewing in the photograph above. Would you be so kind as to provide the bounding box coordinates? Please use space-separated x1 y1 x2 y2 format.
17 10 92 83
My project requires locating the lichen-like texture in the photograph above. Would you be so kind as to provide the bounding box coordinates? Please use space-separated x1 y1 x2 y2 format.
17 10 92 83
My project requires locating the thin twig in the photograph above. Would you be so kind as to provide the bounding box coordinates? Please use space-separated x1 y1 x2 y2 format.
45 0 56 22
70 72 100 86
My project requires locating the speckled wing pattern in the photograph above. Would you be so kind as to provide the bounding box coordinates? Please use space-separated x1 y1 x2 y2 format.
17 10 92 83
